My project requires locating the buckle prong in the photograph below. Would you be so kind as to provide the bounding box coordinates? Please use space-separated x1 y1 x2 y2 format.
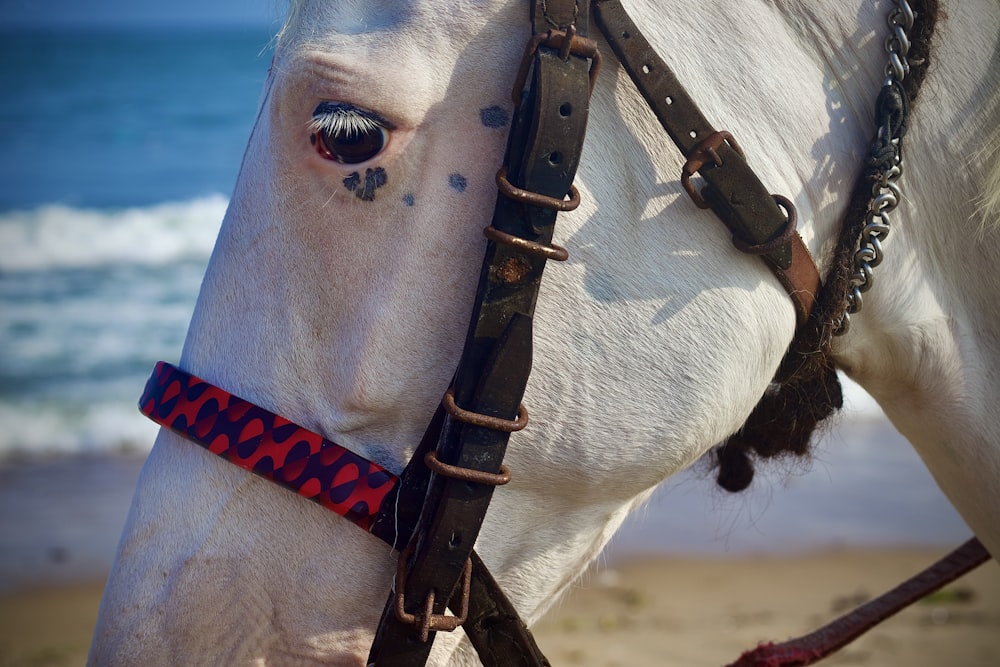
394 543 473 642
681 130 745 209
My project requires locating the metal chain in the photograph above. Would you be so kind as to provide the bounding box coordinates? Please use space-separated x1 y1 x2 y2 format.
835 0 914 335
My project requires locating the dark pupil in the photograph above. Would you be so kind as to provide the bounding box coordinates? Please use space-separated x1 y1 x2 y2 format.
319 127 385 164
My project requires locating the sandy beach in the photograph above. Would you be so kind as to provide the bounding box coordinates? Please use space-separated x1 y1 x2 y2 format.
0 429 996 666
535 548 1000 667
0 416 993 665
1 546 997 666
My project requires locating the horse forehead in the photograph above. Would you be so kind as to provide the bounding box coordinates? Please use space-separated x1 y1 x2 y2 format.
288 0 418 35
277 1 528 120
285 0 524 44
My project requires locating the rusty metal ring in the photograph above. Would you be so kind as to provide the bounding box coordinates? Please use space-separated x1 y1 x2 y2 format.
558 24 578 60
511 28 602 104
394 543 472 642
424 451 512 486
680 169 711 209
496 167 581 212
483 225 569 261
731 194 799 256
442 388 528 432
681 130 746 210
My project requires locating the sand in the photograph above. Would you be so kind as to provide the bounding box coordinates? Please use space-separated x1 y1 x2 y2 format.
1 547 996 666
534 548 1000 667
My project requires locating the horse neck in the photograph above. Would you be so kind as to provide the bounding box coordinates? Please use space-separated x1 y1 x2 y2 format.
620 0 1000 559
828 0 1000 559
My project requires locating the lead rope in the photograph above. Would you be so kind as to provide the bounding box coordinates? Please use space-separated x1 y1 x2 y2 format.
727 538 991 667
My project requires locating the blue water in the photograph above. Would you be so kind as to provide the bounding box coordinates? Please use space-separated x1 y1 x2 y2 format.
0 26 272 457
0 26 973 584
0 27 271 209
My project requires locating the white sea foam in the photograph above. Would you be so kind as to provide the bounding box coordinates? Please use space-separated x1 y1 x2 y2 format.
0 196 227 272
0 401 159 459
0 198 226 458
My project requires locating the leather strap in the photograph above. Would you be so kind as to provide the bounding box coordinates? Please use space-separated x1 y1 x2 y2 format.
372 403 552 667
366 2 596 665
729 537 990 666
370 399 552 667
140 359 550 667
593 0 820 326
139 361 398 531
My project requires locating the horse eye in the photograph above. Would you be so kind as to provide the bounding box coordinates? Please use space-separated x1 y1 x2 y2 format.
310 102 390 165
314 124 388 164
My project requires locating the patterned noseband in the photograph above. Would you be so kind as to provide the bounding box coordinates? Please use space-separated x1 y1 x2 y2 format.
140 361 397 532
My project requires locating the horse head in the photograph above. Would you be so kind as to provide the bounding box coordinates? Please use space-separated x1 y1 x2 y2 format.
92 1 999 664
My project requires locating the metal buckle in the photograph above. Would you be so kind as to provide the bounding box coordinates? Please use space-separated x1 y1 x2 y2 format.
394 542 473 643
730 194 799 256
681 130 745 209
510 25 602 105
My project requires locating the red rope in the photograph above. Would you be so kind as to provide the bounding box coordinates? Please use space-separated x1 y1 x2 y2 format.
726 538 991 667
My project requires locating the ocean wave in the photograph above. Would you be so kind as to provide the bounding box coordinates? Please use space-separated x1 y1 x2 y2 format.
0 196 227 272
0 400 158 460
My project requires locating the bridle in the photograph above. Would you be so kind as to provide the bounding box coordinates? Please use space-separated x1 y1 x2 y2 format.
139 1 990 665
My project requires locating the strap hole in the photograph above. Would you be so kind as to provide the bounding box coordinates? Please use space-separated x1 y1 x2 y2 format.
621 30 630 39
689 130 698 139
559 102 572 117
665 96 673 105
641 64 652 74
548 151 564 165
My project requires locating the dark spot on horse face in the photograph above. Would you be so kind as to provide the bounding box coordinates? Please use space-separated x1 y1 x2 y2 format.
480 105 510 128
343 167 388 201
449 173 467 193
402 193 415 207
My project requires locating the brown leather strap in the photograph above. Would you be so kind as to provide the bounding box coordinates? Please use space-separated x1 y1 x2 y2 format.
728 537 990 666
464 552 553 667
593 0 820 326
370 3 821 664
369 408 551 667
366 2 595 665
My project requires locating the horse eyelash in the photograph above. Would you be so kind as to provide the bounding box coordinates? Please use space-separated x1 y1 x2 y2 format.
309 102 392 137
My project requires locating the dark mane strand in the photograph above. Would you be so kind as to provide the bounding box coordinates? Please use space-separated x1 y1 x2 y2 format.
712 0 939 492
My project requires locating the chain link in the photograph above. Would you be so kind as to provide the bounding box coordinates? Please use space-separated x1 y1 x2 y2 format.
835 0 914 335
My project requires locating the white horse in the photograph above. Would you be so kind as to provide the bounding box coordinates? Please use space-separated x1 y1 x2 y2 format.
91 0 999 664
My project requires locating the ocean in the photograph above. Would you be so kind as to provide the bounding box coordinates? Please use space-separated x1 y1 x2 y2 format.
0 25 974 588
0 26 272 459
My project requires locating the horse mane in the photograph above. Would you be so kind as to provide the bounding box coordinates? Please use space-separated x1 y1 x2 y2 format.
972 19 1000 234
276 0 311 44
711 0 940 492
977 127 1000 232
